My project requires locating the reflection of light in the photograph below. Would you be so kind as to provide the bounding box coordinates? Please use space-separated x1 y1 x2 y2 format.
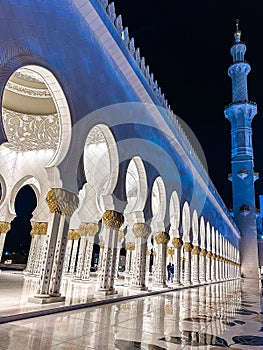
4 251 9 255
261 235 263 239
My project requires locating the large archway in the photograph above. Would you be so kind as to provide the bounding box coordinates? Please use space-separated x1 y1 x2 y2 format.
2 185 37 264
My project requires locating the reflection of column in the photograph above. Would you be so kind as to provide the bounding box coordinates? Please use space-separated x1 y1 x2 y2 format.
199 248 206 283
0 222 11 261
69 231 80 274
33 188 78 301
172 237 183 286
154 232 170 286
191 246 200 284
206 251 212 282
131 223 151 289
115 231 124 278
183 242 192 286
98 210 124 294
63 233 73 274
80 223 99 280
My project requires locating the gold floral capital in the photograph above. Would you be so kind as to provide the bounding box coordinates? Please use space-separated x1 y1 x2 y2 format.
68 229 80 240
199 248 207 257
212 253 217 260
46 188 79 216
118 230 125 242
206 251 212 258
172 237 183 249
0 221 11 234
79 222 99 237
167 247 174 255
132 223 151 239
191 246 201 255
126 242 135 251
155 231 170 244
183 242 193 252
102 210 124 230
30 222 48 236
146 250 151 256
99 241 105 249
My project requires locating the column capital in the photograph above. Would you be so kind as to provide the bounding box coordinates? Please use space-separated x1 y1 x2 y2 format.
183 242 193 252
0 221 11 234
118 230 125 242
172 237 183 248
155 231 170 244
167 247 174 255
125 242 135 251
132 223 151 239
199 248 207 257
102 210 124 230
68 229 80 240
79 222 99 237
206 251 212 258
191 246 201 255
99 241 105 249
31 222 48 236
46 188 79 216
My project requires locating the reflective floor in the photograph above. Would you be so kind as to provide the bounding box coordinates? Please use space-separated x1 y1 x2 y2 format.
0 274 262 349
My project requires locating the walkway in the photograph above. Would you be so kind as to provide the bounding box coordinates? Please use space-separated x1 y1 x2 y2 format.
0 271 262 349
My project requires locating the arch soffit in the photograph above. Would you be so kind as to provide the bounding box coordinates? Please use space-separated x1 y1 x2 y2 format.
182 201 190 241
151 176 166 227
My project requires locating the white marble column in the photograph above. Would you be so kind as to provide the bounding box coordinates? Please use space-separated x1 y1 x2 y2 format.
69 231 80 275
183 242 192 286
115 231 124 278
25 233 38 274
215 255 220 281
211 253 217 282
0 222 11 261
154 232 170 287
191 246 200 285
172 237 183 286
32 188 79 302
82 222 99 281
199 248 207 283
63 234 73 274
98 210 124 295
98 240 104 272
206 251 212 282
125 243 134 273
131 223 151 290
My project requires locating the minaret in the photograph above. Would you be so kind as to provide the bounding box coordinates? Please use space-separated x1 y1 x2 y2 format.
224 20 259 283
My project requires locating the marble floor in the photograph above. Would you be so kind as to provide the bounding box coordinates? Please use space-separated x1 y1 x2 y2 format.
0 272 262 349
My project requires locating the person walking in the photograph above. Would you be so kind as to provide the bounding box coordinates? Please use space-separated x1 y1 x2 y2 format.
167 262 171 281
169 263 174 283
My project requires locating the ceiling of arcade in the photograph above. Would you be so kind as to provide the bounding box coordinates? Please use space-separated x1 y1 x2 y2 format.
1 68 59 151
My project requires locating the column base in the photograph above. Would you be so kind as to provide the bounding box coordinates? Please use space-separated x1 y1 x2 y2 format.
172 282 182 287
97 288 118 296
183 281 192 287
131 285 148 291
153 283 168 289
28 295 66 304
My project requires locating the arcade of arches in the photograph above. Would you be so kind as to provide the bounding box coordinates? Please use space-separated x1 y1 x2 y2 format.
0 66 241 302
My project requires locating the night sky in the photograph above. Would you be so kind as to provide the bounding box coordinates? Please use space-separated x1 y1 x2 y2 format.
113 0 263 210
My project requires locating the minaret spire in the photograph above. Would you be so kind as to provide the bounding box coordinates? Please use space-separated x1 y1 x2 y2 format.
234 19 241 42
224 21 260 285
